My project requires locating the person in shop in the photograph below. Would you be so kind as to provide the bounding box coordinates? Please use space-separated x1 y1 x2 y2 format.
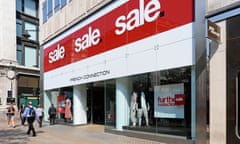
48 103 57 125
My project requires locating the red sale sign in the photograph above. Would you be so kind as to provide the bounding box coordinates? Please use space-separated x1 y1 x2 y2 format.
157 94 185 106
44 0 194 72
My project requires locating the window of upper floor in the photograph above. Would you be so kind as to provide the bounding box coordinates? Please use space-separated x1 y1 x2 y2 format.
16 0 39 18
17 44 39 68
24 22 38 41
42 0 68 23
16 19 39 42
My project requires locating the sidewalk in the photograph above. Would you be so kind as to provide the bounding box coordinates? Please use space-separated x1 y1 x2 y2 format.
0 118 167 144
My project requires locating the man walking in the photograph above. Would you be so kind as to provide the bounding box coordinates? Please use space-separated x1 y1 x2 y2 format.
22 101 39 137
48 104 57 125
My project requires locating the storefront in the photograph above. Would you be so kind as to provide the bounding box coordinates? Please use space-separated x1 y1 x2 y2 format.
43 0 205 142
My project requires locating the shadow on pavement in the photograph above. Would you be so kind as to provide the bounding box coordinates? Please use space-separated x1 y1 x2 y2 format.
0 126 30 144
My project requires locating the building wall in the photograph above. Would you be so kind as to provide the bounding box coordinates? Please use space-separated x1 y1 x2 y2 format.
40 0 112 44
207 1 240 144
0 0 40 120
208 0 239 11
0 0 16 61
42 0 195 90
209 21 227 144
0 0 17 118
226 14 240 144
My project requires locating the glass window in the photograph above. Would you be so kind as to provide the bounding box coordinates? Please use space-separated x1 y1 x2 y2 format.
17 44 23 65
24 46 37 67
24 0 37 17
24 22 37 41
237 72 240 138
61 0 67 8
47 0 53 19
54 0 60 13
16 0 22 12
105 66 192 138
16 19 22 37
105 80 116 129
42 1 47 23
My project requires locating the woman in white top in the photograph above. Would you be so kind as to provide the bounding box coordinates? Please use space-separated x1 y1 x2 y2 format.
36 104 44 127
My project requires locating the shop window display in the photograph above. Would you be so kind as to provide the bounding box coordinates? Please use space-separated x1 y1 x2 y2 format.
131 83 150 127
105 66 192 137
56 88 73 123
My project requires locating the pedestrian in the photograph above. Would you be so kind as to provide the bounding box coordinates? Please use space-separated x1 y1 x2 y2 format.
6 104 15 128
36 104 44 127
22 101 39 137
48 103 57 125
19 103 26 127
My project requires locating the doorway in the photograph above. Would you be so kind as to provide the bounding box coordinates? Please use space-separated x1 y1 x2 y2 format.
87 82 105 124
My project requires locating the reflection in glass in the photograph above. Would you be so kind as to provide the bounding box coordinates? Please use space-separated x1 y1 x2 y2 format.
16 19 22 37
17 44 23 65
24 0 37 17
24 22 37 41
237 72 240 137
105 80 116 129
24 46 37 67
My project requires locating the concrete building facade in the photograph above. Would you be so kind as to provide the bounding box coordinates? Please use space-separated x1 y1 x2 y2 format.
0 0 40 117
207 0 240 144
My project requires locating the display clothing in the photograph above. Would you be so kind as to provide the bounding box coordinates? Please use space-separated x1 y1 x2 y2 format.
65 99 72 120
57 95 66 114
137 92 149 126
130 92 138 126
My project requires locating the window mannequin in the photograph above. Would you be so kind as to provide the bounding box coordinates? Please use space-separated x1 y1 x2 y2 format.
130 92 138 126
65 98 72 121
137 91 149 126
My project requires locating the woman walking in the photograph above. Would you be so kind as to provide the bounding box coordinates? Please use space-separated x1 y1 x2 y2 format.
37 104 44 127
19 104 26 127
6 104 15 128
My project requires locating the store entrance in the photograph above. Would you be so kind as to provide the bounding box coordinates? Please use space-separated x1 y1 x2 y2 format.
87 82 104 125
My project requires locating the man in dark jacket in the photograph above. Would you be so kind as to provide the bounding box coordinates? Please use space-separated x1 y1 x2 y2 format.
48 104 57 125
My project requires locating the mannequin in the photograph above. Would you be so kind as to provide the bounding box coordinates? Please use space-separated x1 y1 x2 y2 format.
137 91 149 126
130 92 138 126
65 98 72 121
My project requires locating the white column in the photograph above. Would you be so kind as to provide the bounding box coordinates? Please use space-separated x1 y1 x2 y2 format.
209 21 227 144
73 85 87 125
43 91 52 121
191 66 196 139
116 78 130 130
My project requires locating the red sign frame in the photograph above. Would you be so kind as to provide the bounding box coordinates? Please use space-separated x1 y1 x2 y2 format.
44 0 194 72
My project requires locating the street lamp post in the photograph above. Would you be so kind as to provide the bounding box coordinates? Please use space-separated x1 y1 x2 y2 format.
6 66 16 104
